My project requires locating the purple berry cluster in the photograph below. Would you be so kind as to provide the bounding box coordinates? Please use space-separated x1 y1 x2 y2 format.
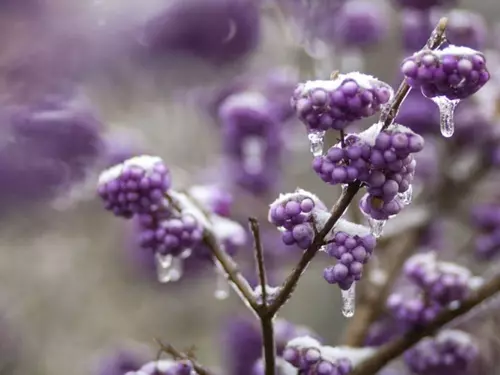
268 190 327 249
471 204 500 260
126 359 194 375
358 124 423 220
97 156 171 218
283 337 353 375
314 124 423 216
401 46 490 100
291 73 393 133
387 253 481 326
323 220 376 290
403 330 478 375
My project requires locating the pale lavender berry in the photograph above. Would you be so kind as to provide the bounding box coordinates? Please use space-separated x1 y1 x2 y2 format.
404 330 478 375
387 293 442 327
97 156 171 218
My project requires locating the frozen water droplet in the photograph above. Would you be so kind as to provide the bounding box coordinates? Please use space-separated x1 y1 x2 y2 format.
368 217 386 238
214 271 230 300
341 282 356 318
431 96 460 138
307 131 325 156
242 137 264 174
398 185 413 206
155 253 183 283
180 248 192 259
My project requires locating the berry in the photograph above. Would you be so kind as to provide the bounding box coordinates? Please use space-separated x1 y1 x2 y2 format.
387 293 442 327
97 156 171 218
444 9 487 50
360 194 405 221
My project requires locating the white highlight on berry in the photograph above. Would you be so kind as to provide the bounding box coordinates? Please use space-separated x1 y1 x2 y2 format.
341 282 356 318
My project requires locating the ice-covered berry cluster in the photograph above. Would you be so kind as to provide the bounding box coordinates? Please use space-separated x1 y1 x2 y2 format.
401 46 490 100
124 359 194 375
98 156 245 284
292 73 393 133
323 219 376 291
314 123 423 223
283 336 374 375
268 189 327 249
403 329 478 375
471 203 500 260
387 253 482 326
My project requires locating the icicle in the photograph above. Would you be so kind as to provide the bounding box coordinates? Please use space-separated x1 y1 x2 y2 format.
341 282 356 318
214 270 230 300
398 185 413 206
307 130 326 156
431 96 460 138
368 217 386 238
242 137 264 174
155 253 183 283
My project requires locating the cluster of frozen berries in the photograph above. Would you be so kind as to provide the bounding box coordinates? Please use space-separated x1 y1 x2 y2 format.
403 329 478 375
387 253 481 327
323 220 376 290
291 73 393 133
124 359 194 375
268 189 327 249
282 337 354 375
97 156 204 259
401 46 490 100
471 203 500 260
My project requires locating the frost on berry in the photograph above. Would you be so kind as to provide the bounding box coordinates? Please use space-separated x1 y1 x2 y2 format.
291 73 394 156
268 189 327 249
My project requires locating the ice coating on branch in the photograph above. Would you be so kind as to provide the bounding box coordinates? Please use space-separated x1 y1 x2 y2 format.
333 218 371 237
320 346 376 366
357 122 384 146
211 216 247 246
169 190 212 229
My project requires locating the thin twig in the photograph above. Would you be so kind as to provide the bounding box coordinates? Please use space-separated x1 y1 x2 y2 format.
340 129 346 148
155 339 213 375
249 218 268 306
349 273 500 375
260 317 277 375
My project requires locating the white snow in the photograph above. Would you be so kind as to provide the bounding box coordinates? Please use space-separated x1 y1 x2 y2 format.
436 45 480 57
357 122 383 146
320 346 376 366
286 335 322 350
219 91 268 115
436 329 473 346
333 218 371 237
211 216 247 246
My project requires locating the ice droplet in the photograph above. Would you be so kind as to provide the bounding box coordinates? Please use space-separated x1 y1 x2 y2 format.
341 282 356 318
398 185 413 206
431 96 460 138
307 130 325 156
155 253 183 283
368 217 386 238
214 271 230 300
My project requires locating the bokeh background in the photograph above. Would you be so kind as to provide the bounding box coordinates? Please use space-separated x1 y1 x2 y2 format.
0 0 499 374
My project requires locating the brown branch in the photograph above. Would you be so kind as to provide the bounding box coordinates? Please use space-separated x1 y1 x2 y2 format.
349 274 500 375
249 218 277 375
155 339 213 375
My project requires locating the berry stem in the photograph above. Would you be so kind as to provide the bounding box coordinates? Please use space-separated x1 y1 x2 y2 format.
155 339 213 375
340 129 346 148
348 272 500 375
249 218 277 375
